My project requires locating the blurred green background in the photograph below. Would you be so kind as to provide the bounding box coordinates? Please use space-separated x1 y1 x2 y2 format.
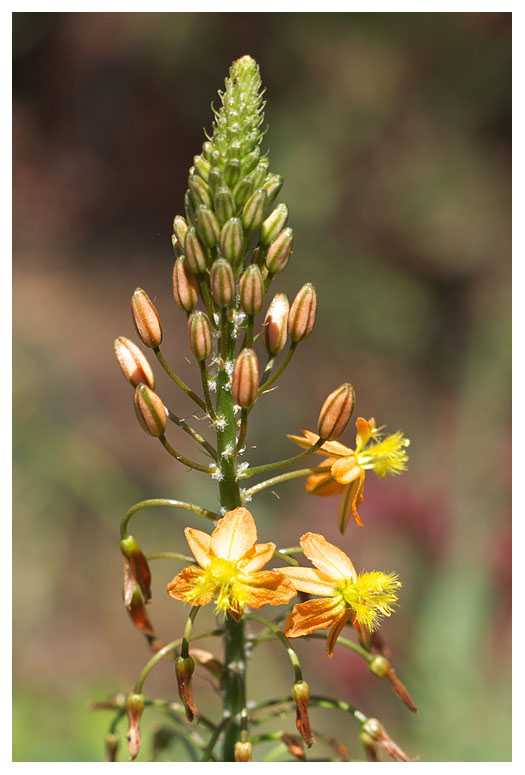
12 11 511 762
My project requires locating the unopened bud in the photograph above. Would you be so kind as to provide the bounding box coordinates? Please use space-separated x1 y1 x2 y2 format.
261 203 289 246
133 384 167 437
266 227 294 274
233 176 255 208
292 680 313 747
214 186 235 224
361 718 412 762
175 656 199 722
184 189 197 227
232 348 259 409
172 256 199 312
208 165 223 194
369 656 418 712
250 160 270 188
264 293 289 355
369 655 391 678
210 259 235 307
220 217 244 264
242 188 267 231
171 233 184 258
239 264 264 315
196 205 220 248
131 289 162 348
317 383 355 441
184 227 208 274
224 159 241 188
114 336 155 390
188 174 212 209
126 691 145 761
202 141 213 160
288 283 317 343
193 154 210 182
188 310 212 361
263 173 284 207
241 147 260 176
121 533 152 604
173 215 188 247
126 585 155 638
105 732 120 762
234 740 252 762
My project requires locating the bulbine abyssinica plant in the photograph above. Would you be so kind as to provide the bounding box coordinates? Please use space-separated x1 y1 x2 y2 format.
96 55 416 763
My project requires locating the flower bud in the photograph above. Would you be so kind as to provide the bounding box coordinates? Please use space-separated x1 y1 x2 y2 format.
241 131 258 156
171 233 184 258
228 140 242 158
260 203 289 246
264 293 289 355
105 732 119 762
292 680 313 747
121 533 152 604
214 186 235 224
172 215 188 248
224 159 241 188
233 176 255 209
184 226 208 274
317 383 355 441
239 264 264 315
210 259 235 307
266 227 294 274
114 336 155 389
202 141 213 161
131 289 163 348
175 655 199 722
369 655 391 678
242 188 267 231
196 205 220 248
208 165 223 194
232 348 259 409
241 147 260 176
188 310 212 361
263 173 284 207
250 159 270 188
172 256 199 312
220 217 244 264
126 584 155 638
126 691 145 761
184 189 197 227
369 656 418 712
234 740 252 762
361 718 412 762
193 154 210 182
188 174 212 209
288 283 317 343
133 384 167 437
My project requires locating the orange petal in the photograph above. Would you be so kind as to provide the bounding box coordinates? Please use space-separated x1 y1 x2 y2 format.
355 417 375 450
211 507 257 561
285 597 345 638
326 609 353 657
338 471 365 532
166 566 215 606
239 542 276 573
279 566 336 596
184 527 212 568
331 456 362 485
288 430 352 459
238 571 296 609
300 532 357 582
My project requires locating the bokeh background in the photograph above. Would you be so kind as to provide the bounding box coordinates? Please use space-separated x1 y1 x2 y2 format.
13 11 511 762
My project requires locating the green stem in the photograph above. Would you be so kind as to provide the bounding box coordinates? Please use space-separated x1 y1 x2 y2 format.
201 716 232 762
160 435 216 474
146 551 194 563
244 614 303 683
240 439 325 479
234 408 249 454
181 606 200 658
249 695 367 726
258 343 297 396
120 498 218 538
167 410 217 459
153 347 207 412
242 466 331 499
305 632 373 662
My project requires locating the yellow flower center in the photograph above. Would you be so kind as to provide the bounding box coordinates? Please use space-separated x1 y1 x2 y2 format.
356 432 410 477
333 572 401 631
203 557 244 616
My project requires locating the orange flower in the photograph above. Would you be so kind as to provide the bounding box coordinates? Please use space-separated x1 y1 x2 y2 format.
280 532 401 656
288 418 409 532
167 507 295 621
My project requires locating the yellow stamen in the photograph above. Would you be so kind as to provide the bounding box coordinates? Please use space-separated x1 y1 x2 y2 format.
334 571 401 631
357 432 410 477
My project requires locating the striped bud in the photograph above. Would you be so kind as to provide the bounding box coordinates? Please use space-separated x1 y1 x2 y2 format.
202 141 213 161
317 383 355 441
173 215 188 247
233 176 255 209
188 174 212 209
241 131 258 156
188 310 212 361
241 147 260 176
228 141 242 159
263 173 284 208
114 336 155 389
184 227 208 274
196 205 220 248
171 233 184 258
172 256 199 312
251 160 270 188
261 203 289 246
266 227 294 274
208 165 223 195
224 159 241 188
232 348 259 409
239 264 264 315
288 283 317 343
210 259 235 308
184 190 196 227
242 188 267 231
131 288 162 348
126 691 145 761
133 384 167 437
193 154 210 182
264 293 289 355
234 741 252 762
220 217 244 264
214 186 235 225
